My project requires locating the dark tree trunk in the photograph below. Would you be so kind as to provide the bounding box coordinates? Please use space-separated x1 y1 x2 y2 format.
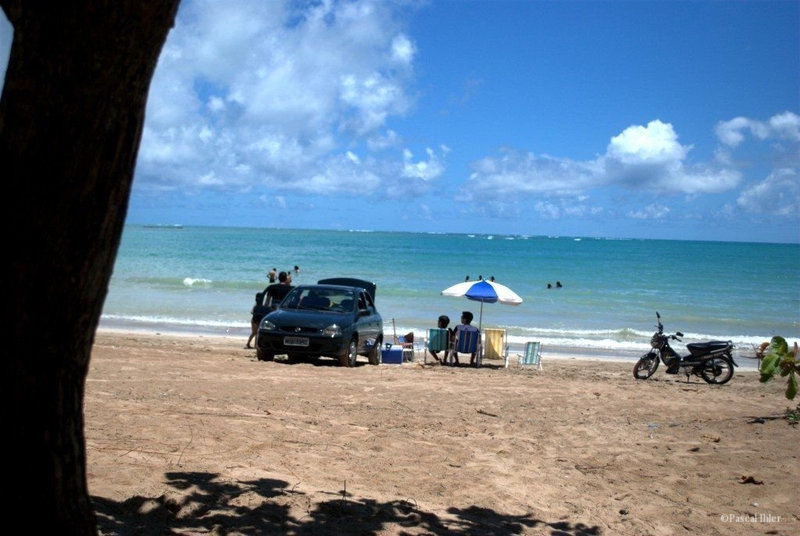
1 2 180 533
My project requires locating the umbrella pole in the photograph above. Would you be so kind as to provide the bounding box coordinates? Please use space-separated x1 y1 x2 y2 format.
478 301 484 365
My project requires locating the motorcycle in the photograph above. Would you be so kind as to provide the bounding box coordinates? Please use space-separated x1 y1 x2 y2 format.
633 312 737 384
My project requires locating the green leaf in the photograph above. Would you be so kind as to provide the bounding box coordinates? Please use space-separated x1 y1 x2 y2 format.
760 354 781 382
770 336 788 356
779 354 798 376
786 372 798 400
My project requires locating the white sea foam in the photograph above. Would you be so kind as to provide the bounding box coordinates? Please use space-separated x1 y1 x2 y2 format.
102 314 238 329
182 277 212 287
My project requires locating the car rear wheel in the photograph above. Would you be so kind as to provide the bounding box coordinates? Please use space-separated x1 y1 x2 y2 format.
339 337 358 367
367 336 383 365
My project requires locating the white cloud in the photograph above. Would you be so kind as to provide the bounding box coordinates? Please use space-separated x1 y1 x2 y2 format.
135 0 422 196
737 168 800 216
198 171 224 186
207 96 225 113
534 201 561 219
402 146 448 181
770 111 800 140
366 129 401 151
607 120 688 165
465 119 741 201
715 112 800 147
715 117 764 147
391 34 415 65
464 150 601 199
601 120 741 194
628 204 670 219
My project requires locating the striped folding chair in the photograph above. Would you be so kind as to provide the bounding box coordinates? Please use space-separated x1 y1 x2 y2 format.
449 328 480 366
519 341 543 371
425 327 450 364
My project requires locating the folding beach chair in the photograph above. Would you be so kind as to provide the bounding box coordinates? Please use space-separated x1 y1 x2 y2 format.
519 341 543 371
424 327 450 364
448 328 481 366
483 328 509 367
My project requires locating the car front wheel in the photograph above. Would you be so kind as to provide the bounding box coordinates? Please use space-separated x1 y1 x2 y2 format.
339 337 358 367
256 348 274 361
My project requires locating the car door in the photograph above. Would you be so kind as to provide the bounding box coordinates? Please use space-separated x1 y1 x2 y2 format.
356 290 382 351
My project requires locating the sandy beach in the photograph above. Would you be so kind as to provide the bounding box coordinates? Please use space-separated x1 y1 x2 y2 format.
86 331 798 535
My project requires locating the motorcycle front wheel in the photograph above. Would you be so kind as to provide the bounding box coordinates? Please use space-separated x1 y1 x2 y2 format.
699 357 734 385
633 352 659 379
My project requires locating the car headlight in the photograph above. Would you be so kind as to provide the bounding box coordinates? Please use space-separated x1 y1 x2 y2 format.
322 324 342 337
260 319 276 331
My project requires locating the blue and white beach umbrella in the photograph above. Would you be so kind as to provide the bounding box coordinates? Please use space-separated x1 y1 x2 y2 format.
441 279 523 331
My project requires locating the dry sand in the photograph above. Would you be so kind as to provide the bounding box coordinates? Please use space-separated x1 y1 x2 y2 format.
86 331 799 535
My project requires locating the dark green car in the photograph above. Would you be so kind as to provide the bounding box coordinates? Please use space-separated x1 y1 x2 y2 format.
255 278 383 366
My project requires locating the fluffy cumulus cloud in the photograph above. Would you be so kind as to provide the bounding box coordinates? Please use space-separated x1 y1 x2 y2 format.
606 120 688 165
135 0 431 197
465 120 741 200
464 114 800 221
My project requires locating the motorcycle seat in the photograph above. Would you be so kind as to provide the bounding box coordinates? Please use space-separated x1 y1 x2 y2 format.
686 341 731 356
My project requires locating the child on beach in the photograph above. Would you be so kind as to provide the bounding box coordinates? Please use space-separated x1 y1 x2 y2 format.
428 315 454 364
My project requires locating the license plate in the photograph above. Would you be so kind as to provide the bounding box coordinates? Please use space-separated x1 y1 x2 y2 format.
284 336 309 347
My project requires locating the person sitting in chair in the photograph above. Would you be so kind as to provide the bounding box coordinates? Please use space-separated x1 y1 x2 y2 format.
452 311 480 366
428 314 454 364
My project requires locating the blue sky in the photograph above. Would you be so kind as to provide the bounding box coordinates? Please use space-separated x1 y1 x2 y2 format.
2 1 798 242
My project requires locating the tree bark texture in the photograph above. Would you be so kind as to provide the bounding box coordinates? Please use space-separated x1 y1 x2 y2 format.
1 2 180 533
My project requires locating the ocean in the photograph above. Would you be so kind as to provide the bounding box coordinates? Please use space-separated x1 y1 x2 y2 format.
100 225 800 366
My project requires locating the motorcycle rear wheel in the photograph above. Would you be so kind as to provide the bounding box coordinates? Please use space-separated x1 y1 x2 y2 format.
699 357 734 385
633 353 659 379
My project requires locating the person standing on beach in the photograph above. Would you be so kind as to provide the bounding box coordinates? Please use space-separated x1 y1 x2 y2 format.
265 271 293 309
246 291 269 349
267 268 277 283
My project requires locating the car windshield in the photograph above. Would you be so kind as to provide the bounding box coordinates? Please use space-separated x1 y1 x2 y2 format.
281 287 356 312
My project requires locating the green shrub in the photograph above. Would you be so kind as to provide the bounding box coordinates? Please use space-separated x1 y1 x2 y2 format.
759 336 799 400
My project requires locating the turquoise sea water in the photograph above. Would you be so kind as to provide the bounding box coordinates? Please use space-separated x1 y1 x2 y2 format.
100 225 800 363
